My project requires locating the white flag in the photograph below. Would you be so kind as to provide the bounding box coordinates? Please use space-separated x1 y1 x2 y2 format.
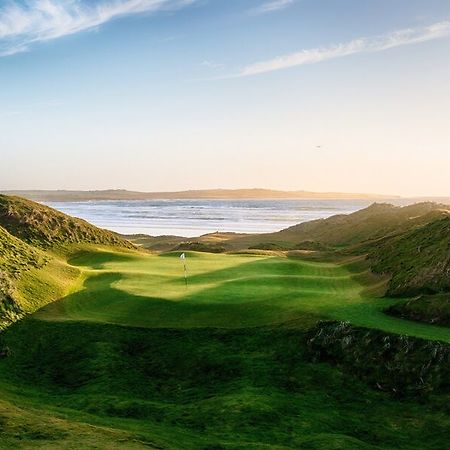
180 253 186 260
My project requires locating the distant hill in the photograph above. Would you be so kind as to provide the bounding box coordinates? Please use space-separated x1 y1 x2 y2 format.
0 195 134 249
0 188 398 202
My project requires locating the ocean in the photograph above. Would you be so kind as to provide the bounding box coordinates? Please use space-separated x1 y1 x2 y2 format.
45 198 418 237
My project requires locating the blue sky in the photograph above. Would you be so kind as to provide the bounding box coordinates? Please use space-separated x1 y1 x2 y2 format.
1 0 450 196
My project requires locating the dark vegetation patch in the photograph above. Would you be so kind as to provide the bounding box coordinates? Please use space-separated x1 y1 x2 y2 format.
369 216 450 296
172 241 227 253
294 240 330 251
386 294 450 327
248 241 329 251
306 321 450 397
249 242 292 251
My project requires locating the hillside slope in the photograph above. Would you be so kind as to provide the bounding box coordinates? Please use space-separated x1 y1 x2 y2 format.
369 216 450 298
228 202 450 251
0 195 134 249
270 202 449 247
0 225 49 328
0 195 135 329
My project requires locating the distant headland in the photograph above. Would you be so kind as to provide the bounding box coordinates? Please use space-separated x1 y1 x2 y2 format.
1 189 399 202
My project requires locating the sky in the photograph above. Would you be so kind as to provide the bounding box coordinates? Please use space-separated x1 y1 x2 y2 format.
1 0 450 197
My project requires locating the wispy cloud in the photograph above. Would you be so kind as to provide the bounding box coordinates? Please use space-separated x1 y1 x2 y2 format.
0 0 197 57
251 0 296 15
200 60 224 70
237 21 450 76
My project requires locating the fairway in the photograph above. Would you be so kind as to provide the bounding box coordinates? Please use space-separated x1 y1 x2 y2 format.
37 249 450 342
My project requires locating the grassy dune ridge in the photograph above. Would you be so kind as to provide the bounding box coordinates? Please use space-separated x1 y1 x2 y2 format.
0 195 134 249
370 216 450 295
226 202 450 249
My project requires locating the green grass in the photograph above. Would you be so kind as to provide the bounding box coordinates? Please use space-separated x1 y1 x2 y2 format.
2 247 450 449
1 320 450 450
0 224 81 329
35 249 450 342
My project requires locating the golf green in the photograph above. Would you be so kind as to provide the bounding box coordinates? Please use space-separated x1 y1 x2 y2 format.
36 249 450 342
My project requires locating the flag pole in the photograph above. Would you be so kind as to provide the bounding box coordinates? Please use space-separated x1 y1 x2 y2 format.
180 253 188 289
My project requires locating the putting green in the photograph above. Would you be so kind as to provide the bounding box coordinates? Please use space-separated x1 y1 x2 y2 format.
36 249 450 342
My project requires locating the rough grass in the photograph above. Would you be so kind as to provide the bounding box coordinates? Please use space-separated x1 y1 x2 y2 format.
370 216 450 296
228 202 450 250
0 225 47 276
0 395 159 449
386 294 450 327
0 225 50 328
172 241 227 253
1 321 450 449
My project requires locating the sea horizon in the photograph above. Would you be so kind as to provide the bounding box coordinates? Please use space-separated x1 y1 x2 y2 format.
44 197 444 237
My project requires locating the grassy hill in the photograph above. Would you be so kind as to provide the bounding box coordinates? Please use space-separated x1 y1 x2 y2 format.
228 202 450 250
0 194 134 249
369 216 450 296
0 195 135 330
369 216 450 327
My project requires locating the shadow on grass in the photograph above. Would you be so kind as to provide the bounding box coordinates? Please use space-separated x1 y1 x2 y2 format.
68 250 139 270
39 261 322 329
38 250 450 340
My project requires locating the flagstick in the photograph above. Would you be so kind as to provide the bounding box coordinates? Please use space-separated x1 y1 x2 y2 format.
180 253 188 289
